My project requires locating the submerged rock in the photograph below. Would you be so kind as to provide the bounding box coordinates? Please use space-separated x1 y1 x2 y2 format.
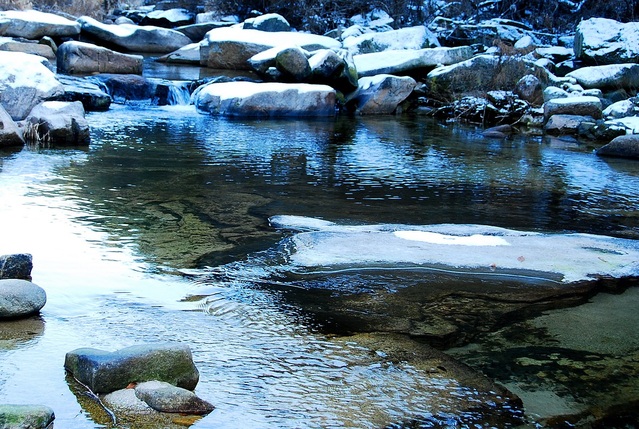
64 343 200 394
0 279 46 319
0 404 55 429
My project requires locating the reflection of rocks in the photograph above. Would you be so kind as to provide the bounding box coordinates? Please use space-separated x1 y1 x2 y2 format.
0 316 45 349
0 404 55 429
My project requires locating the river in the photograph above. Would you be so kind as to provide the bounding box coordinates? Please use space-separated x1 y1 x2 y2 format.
1 93 638 428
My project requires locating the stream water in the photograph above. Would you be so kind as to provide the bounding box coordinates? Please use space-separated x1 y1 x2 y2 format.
1 95 639 428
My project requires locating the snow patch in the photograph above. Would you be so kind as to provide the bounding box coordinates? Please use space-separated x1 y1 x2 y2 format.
394 230 510 246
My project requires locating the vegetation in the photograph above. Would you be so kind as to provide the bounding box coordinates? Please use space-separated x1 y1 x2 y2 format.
0 0 638 33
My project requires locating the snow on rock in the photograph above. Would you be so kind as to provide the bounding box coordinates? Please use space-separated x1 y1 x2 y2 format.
141 8 193 27
0 10 80 39
566 63 639 90
603 99 639 119
201 27 341 70
543 96 602 120
354 46 473 78
78 16 192 53
346 74 416 115
342 25 439 55
156 42 201 64
243 13 290 32
194 82 336 117
575 18 639 65
0 51 63 121
269 216 639 284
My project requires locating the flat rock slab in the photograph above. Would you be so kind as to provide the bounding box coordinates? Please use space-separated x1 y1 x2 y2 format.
0 10 80 39
543 96 602 120
567 64 639 90
195 82 336 117
0 279 46 319
0 404 54 429
64 343 200 394
269 215 639 284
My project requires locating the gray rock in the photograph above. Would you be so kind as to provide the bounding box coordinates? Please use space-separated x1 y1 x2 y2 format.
243 13 290 32
596 134 639 159
603 99 638 119
55 75 112 112
24 101 90 146
308 49 343 81
545 114 596 135
347 74 416 115
0 10 80 39
140 8 193 28
567 64 639 90
575 18 639 65
0 37 55 60
156 42 201 64
515 74 543 106
343 25 439 55
543 96 602 120
195 81 336 117
0 105 24 148
543 86 570 102
354 46 473 78
78 16 192 54
0 254 32 280
176 22 234 42
276 47 311 82
201 27 340 70
64 343 200 394
0 279 47 319
0 404 55 429
134 381 214 414
57 41 143 75
0 52 63 121
102 388 155 414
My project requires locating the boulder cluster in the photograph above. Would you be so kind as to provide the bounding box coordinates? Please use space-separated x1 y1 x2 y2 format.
0 7 638 157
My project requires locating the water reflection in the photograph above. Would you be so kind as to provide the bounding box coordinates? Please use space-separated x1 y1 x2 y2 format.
0 317 45 350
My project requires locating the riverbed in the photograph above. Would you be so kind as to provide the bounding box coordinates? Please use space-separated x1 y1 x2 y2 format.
1 101 638 428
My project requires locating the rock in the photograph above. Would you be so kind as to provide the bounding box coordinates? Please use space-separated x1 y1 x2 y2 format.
0 404 55 429
543 86 570 102
55 75 112 112
0 52 63 121
102 388 155 414
307 49 360 93
57 41 144 75
596 134 639 159
140 8 194 28
575 18 639 65
0 105 25 148
603 99 639 119
0 10 80 39
354 46 473 78
78 16 192 54
175 22 234 42
0 37 55 60
87 74 187 105
543 96 602 120
201 27 340 70
435 18 538 47
535 46 573 63
275 46 311 82
134 381 214 414
156 42 200 64
243 13 290 32
346 74 416 115
24 101 90 146
545 114 596 135
0 254 32 280
64 343 200 394
513 35 535 51
115 16 136 25
343 25 439 55
515 74 543 106
566 64 639 90
0 279 46 319
195 81 336 117
483 124 514 138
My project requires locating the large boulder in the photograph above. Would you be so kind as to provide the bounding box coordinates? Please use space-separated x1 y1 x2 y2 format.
0 10 80 39
55 75 112 112
354 46 473 78
0 279 47 319
24 101 91 146
343 25 439 55
574 18 639 65
78 16 192 53
0 404 55 429
543 96 602 120
201 27 340 70
194 81 336 117
248 45 311 82
0 37 55 60
566 64 639 90
596 134 639 159
346 74 416 115
0 52 64 121
0 254 33 280
64 343 200 394
57 41 143 75
87 74 188 106
0 105 24 148
243 13 290 32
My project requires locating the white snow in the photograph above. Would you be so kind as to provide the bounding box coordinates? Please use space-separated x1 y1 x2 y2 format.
205 27 341 51
0 51 60 91
0 9 78 25
393 230 510 246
